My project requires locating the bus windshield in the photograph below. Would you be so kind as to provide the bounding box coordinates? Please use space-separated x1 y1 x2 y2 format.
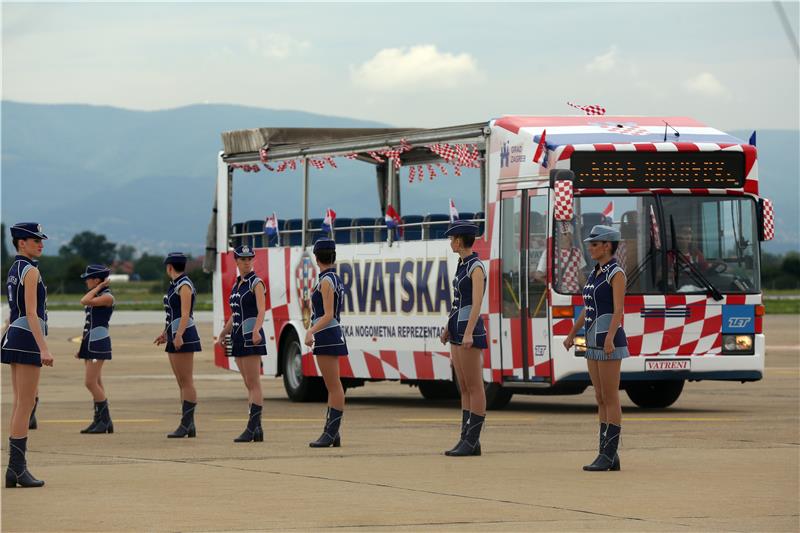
553 195 760 295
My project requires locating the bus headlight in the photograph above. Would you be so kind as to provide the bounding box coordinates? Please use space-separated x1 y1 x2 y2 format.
722 334 754 355
573 336 586 356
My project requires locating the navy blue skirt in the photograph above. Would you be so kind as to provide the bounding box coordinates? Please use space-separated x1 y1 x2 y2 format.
229 324 267 357
77 327 112 360
1 317 46 367
312 320 348 356
447 308 488 350
165 322 202 354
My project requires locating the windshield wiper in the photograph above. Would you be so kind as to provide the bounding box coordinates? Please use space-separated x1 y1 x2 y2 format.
668 215 723 301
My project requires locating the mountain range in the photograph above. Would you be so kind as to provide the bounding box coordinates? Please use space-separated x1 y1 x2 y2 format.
1 101 797 255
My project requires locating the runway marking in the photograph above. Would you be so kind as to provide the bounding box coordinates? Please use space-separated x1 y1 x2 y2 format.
38 418 162 424
215 418 318 422
399 417 535 422
625 417 739 422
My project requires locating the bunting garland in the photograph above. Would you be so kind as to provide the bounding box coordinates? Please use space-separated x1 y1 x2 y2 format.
231 140 481 181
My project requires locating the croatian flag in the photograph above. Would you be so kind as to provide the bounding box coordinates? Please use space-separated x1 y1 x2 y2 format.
385 204 402 238
264 213 279 244
533 129 548 167
322 208 336 235
602 201 614 223
449 198 459 222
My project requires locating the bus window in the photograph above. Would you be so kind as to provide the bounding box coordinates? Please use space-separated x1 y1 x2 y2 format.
500 196 522 318
528 195 548 318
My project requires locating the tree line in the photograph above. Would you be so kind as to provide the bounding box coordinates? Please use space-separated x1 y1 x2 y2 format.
0 224 211 294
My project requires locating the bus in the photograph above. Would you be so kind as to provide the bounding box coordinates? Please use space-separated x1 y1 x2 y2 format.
208 116 775 409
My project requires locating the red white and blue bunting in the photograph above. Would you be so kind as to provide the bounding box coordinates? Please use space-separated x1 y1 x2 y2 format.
229 139 483 181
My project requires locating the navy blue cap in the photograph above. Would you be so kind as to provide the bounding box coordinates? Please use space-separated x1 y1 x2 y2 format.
444 220 480 237
164 252 188 266
10 222 48 240
233 245 256 258
584 225 621 242
313 238 336 253
80 264 111 280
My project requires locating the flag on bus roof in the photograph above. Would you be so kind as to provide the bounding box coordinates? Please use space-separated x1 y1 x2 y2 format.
322 208 336 235
264 212 279 245
449 198 459 223
533 129 548 168
602 201 614 222
385 204 402 239
749 131 756 147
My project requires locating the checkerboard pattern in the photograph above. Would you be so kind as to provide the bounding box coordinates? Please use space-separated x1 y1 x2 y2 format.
762 198 774 240
554 180 574 221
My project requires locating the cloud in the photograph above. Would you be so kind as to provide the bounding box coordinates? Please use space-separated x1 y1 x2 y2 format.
351 45 479 91
682 72 729 97
248 33 310 59
585 46 618 72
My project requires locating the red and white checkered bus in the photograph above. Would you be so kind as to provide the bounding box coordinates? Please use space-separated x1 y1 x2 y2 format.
209 116 774 408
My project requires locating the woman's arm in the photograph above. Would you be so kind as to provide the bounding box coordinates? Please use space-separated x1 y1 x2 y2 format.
604 272 626 355
80 279 113 307
304 280 334 346
462 267 485 349
215 316 234 346
23 268 53 366
252 280 266 345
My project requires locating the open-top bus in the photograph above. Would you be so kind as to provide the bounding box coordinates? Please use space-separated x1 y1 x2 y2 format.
208 115 774 409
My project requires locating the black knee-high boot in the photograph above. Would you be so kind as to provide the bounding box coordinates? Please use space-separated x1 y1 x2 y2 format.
444 409 475 454
83 400 113 434
234 404 264 442
445 412 484 456
583 422 608 468
28 397 39 430
309 407 343 448
5 437 44 488
167 400 196 438
584 423 621 471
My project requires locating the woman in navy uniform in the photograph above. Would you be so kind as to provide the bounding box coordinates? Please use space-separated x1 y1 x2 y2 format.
439 221 487 457
74 265 115 434
214 245 267 442
304 239 347 448
154 252 202 438
564 225 629 471
2 222 53 488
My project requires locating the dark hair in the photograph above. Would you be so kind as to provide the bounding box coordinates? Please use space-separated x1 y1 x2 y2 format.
12 237 21 250
458 234 476 248
314 250 336 265
170 262 186 273
609 241 619 255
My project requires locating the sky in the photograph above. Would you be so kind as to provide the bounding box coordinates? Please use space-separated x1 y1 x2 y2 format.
2 2 799 130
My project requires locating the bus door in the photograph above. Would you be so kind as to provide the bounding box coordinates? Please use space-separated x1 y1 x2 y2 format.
499 188 551 381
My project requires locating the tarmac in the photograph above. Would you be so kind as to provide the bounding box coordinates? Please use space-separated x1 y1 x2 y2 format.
1 315 798 532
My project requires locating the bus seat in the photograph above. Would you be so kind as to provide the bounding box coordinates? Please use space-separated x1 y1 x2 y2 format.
284 219 303 247
619 210 640 274
402 215 424 241
334 217 353 244
425 214 450 239
244 220 265 248
353 217 377 243
230 222 245 248
307 218 324 243
459 211 475 221
474 211 485 235
581 213 606 241
374 217 388 242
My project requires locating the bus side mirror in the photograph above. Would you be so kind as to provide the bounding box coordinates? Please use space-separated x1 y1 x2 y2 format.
553 180 574 221
758 198 774 241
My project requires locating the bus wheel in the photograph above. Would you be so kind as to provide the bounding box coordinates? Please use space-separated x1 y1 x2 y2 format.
625 380 684 409
418 380 459 400
485 383 513 410
281 332 326 402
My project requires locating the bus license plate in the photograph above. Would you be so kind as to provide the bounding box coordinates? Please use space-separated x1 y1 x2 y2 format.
645 359 690 371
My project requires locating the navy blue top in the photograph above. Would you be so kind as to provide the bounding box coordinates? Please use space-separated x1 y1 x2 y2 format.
582 258 628 347
229 271 265 331
83 288 114 335
449 253 485 318
164 273 196 329
311 268 344 324
6 255 47 325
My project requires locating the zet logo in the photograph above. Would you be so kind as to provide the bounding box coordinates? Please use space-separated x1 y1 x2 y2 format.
500 141 510 168
727 317 751 329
